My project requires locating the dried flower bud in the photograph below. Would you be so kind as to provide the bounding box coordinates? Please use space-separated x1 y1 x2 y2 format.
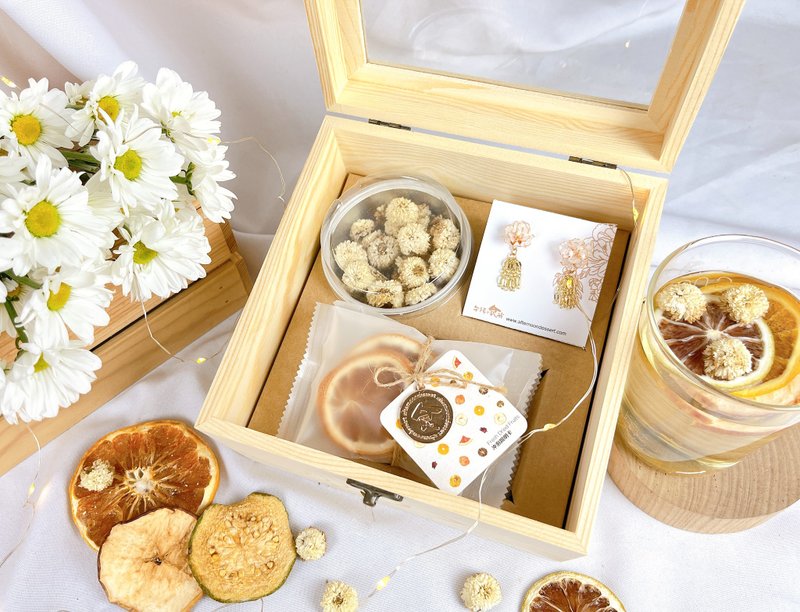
342 261 378 292
396 223 430 256
385 196 420 227
320 580 358 612
366 279 404 308
396 256 430 289
365 234 399 270
333 240 368 270
295 527 326 561
360 229 384 246
429 217 461 250
461 572 502 611
655 282 707 323
405 282 438 306
720 284 769 324
349 219 376 242
417 203 432 228
79 459 114 492
428 248 460 282
374 203 386 224
703 336 753 380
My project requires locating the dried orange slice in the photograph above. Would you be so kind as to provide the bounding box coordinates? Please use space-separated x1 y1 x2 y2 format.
69 420 219 550
657 298 774 391
522 571 626 612
348 333 424 363
317 350 411 460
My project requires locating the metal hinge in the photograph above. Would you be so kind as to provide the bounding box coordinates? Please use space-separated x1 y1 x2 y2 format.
568 156 617 170
368 118 411 131
346 478 403 507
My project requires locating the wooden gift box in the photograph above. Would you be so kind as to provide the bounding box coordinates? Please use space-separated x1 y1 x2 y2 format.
0 210 251 475
196 0 743 559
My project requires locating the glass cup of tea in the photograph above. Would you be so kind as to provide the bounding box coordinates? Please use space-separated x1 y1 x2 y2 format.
617 234 800 473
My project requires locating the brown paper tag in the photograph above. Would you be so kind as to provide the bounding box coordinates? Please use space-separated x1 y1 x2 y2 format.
398 389 453 443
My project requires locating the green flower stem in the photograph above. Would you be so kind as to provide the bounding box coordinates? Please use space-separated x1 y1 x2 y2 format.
3 299 28 346
62 149 98 163
2 271 41 290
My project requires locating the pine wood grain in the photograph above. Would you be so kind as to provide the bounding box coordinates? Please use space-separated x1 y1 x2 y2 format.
304 0 743 172
608 425 800 533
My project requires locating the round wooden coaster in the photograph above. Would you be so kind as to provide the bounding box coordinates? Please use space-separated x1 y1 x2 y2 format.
608 424 800 533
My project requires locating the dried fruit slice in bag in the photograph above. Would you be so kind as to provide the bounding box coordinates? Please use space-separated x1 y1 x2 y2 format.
98 507 202 612
317 350 412 459
188 493 296 602
522 571 626 612
69 420 220 549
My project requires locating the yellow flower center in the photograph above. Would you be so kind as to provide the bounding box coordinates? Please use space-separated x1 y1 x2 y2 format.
25 200 61 237
47 283 72 311
171 110 182 117
133 241 158 264
97 95 121 122
114 149 143 181
33 353 49 373
11 114 42 146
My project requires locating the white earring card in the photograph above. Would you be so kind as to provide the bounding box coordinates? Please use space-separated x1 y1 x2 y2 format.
463 200 617 347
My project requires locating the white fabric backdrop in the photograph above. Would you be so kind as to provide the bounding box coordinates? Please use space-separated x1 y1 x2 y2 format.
1 1 799 610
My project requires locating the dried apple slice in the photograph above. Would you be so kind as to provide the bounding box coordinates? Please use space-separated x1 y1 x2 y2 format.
188 493 296 603
98 507 202 612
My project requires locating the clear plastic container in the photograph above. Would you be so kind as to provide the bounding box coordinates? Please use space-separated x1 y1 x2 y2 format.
320 175 472 316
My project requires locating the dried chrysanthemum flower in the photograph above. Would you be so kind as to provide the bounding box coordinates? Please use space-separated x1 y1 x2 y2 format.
703 336 753 380
396 256 430 289
360 229 383 246
334 240 368 270
460 572 502 612
405 282 438 306
366 234 399 270
374 203 386 224
428 248 460 282
320 580 358 612
429 216 461 250
417 203 432 228
349 218 376 242
79 459 114 492
342 260 378 292
397 223 430 256
720 283 770 324
295 527 327 561
366 279 404 308
385 196 420 227
655 282 707 323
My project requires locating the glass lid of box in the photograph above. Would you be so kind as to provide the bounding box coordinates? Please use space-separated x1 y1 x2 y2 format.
360 0 686 107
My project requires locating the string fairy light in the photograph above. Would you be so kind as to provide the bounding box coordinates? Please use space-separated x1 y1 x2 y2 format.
0 424 42 571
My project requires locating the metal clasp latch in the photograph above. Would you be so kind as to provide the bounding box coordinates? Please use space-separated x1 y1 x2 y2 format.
346 479 403 507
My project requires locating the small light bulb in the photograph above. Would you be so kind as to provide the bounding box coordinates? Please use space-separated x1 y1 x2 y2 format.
196 357 207 364
375 576 390 591
624 40 631 49
1 75 18 88
28 482 36 496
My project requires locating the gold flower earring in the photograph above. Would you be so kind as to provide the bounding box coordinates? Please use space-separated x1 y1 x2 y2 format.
554 237 590 309
498 221 533 291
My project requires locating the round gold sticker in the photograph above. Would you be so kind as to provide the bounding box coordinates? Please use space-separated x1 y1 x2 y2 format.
399 389 453 443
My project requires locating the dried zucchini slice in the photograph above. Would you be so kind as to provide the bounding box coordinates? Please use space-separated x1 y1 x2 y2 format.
98 507 202 612
188 492 296 602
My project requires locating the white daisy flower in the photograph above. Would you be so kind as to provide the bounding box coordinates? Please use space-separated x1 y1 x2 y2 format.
64 79 95 107
141 67 221 157
2 341 101 423
85 172 125 247
68 61 144 146
0 149 30 197
0 78 73 167
91 107 184 214
112 200 210 301
190 144 236 222
0 156 112 275
17 263 113 345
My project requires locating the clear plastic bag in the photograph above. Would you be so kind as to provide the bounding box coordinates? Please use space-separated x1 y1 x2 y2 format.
278 301 542 506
